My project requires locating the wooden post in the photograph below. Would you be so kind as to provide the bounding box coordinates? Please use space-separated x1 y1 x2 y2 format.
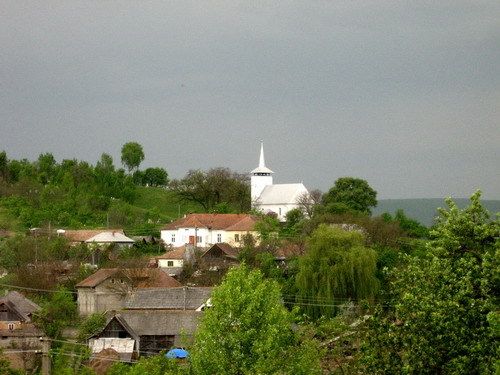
40 336 51 375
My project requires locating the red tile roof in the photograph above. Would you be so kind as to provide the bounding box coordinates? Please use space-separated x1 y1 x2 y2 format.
156 246 186 260
163 214 257 231
273 242 305 260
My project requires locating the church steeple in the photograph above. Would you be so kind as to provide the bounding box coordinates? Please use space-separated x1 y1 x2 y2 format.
251 141 273 175
250 141 273 203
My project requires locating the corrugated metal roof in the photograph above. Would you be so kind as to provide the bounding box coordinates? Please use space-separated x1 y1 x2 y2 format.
124 287 212 310
85 232 135 243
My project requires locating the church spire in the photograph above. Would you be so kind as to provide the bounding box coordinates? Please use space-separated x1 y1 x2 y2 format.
259 140 266 168
251 141 273 175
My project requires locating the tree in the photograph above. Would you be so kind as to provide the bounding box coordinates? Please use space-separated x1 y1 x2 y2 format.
296 189 322 218
295 225 379 318
322 177 377 215
170 168 250 212
190 265 321 374
35 287 78 339
0 151 8 180
121 142 145 173
362 191 499 374
142 167 168 187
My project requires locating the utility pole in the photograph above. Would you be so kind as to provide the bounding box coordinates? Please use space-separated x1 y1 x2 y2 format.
40 336 51 375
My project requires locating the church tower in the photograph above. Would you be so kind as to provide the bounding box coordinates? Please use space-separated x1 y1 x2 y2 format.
250 141 273 203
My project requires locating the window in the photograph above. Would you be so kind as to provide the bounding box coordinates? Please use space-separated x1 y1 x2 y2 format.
279 207 282 216
167 260 174 267
217 234 222 243
171 234 176 243
234 234 240 242
197 236 202 243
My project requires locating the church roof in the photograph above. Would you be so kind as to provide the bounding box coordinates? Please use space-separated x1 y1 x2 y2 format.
257 183 308 205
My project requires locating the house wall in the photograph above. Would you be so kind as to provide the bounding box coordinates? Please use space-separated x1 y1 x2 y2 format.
157 259 183 268
161 228 258 247
77 280 129 316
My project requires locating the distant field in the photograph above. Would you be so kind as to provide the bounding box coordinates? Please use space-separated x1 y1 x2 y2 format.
374 198 500 227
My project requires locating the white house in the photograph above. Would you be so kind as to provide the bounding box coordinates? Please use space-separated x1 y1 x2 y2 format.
251 142 309 221
160 214 258 248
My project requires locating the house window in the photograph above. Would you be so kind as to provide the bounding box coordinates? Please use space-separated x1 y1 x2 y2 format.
8 323 14 331
234 234 240 242
167 260 174 267
279 207 282 216
217 234 222 243
197 236 202 243
171 234 175 243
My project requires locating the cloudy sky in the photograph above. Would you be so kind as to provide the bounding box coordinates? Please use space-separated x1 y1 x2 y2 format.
1 1 499 199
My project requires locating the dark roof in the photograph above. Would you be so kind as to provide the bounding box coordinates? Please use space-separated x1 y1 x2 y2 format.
124 287 212 310
163 214 258 231
116 310 202 336
76 268 182 289
202 243 239 259
0 291 40 321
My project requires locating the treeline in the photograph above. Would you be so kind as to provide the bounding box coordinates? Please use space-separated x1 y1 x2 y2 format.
0 147 169 229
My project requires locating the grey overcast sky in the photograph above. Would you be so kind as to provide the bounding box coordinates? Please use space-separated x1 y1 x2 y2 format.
1 1 499 199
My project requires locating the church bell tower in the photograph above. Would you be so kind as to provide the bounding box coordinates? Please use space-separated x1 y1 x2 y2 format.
250 141 273 203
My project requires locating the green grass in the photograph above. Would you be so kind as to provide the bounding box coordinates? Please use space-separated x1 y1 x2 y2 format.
133 186 204 220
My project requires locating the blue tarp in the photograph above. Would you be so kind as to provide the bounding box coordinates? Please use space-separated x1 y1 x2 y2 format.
165 348 189 359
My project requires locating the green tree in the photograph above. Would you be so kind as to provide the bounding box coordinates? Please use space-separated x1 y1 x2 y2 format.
170 168 250 212
35 288 78 339
0 151 8 181
362 191 499 374
142 167 168 187
108 354 185 375
190 265 321 374
121 142 145 173
322 177 377 215
295 225 379 318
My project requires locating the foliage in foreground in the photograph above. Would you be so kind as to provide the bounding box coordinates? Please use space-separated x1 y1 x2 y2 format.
362 191 499 374
190 265 321 375
295 225 379 318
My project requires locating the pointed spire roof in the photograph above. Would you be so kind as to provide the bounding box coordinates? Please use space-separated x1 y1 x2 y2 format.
251 141 274 174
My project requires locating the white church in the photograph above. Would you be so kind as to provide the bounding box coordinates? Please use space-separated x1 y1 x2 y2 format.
251 142 309 221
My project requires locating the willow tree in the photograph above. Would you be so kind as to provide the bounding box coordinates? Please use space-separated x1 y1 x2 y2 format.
295 224 379 318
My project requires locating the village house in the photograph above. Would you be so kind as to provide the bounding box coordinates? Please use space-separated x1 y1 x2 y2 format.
160 213 258 248
0 291 47 372
153 245 196 276
75 268 182 316
88 287 211 360
200 242 240 268
251 142 309 221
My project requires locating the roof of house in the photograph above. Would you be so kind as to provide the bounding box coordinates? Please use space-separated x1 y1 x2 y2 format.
114 310 202 337
76 268 182 289
273 242 305 260
124 287 212 310
202 243 239 259
59 229 125 243
85 232 135 244
257 183 308 205
0 291 41 322
156 246 186 260
163 214 258 231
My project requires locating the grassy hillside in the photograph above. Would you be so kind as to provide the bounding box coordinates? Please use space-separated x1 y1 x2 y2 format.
374 198 500 226
133 186 203 220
